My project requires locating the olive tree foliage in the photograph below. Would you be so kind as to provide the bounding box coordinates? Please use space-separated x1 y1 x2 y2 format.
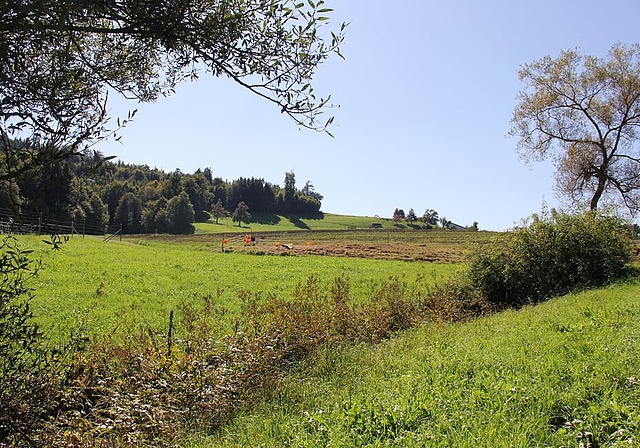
0 0 347 181
510 43 640 215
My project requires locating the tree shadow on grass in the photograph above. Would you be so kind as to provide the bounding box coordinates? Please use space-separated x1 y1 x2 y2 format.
251 213 281 225
288 216 310 230
286 212 324 230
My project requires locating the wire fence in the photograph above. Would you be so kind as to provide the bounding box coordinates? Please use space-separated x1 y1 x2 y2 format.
0 207 112 237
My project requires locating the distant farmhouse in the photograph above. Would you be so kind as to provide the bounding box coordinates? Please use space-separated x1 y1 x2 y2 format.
445 222 466 231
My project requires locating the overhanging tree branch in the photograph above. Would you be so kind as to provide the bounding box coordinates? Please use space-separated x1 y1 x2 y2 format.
0 0 347 185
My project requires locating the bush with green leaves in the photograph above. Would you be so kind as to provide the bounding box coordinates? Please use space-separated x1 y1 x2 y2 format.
465 211 631 306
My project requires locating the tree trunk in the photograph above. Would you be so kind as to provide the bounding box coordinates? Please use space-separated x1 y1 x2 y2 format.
590 174 607 210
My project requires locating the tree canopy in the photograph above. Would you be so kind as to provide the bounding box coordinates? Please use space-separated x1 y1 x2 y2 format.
232 201 251 227
0 0 346 182
510 43 640 215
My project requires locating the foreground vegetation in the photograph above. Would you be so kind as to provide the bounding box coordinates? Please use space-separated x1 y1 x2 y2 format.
202 279 640 447
1 211 637 446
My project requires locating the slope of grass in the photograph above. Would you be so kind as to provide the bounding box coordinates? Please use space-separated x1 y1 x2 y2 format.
196 279 640 447
194 213 392 234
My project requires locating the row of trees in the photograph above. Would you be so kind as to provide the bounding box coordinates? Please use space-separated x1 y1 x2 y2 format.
391 208 478 231
0 147 323 234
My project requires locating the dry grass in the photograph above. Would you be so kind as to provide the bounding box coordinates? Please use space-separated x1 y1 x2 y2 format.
128 229 499 263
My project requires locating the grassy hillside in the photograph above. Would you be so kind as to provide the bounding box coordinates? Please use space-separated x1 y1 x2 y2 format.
196 279 640 447
193 213 390 234
138 219 499 263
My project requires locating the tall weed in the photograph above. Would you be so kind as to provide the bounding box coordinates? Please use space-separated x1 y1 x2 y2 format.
24 274 429 446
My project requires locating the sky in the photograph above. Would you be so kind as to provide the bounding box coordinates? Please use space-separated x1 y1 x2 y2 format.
95 1 640 231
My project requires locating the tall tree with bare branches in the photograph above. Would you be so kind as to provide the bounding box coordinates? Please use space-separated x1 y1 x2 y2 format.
510 43 640 214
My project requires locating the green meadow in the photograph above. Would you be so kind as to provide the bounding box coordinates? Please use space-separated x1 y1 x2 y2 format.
193 213 394 234
10 217 640 446
26 234 460 338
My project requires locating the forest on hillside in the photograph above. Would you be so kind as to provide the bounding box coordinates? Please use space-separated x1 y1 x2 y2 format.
0 147 323 234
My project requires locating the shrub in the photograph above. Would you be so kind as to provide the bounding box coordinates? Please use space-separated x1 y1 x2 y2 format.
0 236 66 445
465 211 631 306
419 277 493 323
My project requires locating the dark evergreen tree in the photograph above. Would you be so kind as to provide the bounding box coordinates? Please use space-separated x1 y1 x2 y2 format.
27 163 72 216
101 181 132 222
161 170 183 199
86 193 109 234
282 171 296 212
142 198 168 233
182 173 213 222
406 208 417 224
212 177 228 210
202 167 213 184
0 178 22 213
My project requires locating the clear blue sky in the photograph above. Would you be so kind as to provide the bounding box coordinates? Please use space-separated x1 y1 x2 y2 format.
95 1 640 231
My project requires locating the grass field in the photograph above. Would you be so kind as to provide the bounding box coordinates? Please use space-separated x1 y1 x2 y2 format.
142 220 499 263
26 232 463 338
10 215 640 446
193 213 398 233
193 279 640 447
